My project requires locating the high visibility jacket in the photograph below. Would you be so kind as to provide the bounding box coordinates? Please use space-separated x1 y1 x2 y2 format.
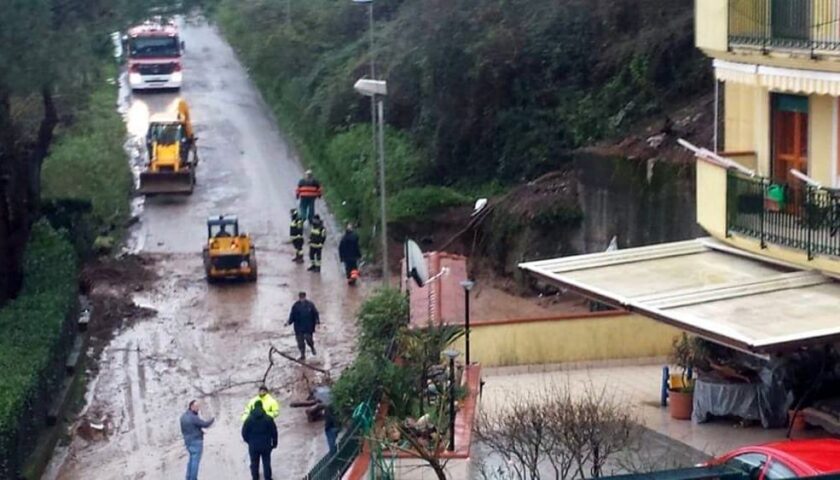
290 217 304 240
241 394 280 421
296 178 323 198
310 225 326 248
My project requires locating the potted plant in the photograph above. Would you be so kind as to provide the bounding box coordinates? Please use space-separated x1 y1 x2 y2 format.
765 183 786 212
668 333 698 420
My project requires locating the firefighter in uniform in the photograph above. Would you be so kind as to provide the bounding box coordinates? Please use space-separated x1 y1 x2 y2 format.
295 170 322 225
289 209 305 263
308 215 326 272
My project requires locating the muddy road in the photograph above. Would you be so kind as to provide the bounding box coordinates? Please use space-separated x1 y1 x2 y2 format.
46 18 364 480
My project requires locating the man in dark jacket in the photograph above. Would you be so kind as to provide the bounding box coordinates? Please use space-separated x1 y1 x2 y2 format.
180 400 215 480
324 403 340 455
338 223 362 285
287 291 320 361
241 400 278 480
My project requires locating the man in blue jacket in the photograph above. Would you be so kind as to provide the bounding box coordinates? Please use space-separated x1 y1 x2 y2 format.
180 399 215 480
288 291 320 361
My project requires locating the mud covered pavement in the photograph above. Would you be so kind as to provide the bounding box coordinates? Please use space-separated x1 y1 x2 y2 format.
45 18 365 480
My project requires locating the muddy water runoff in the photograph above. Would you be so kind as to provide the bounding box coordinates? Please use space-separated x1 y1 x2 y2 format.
44 18 365 480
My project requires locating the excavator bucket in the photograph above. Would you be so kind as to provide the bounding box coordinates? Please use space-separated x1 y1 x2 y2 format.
138 169 194 195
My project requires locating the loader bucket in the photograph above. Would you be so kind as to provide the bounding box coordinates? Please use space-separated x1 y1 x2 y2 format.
138 170 194 195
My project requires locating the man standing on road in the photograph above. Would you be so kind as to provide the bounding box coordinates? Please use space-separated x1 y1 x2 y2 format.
241 385 281 421
289 209 305 263
308 215 326 273
288 291 320 361
338 223 362 285
180 399 214 480
241 400 278 480
295 170 322 224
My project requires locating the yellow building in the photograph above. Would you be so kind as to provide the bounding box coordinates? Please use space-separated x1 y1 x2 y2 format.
696 0 840 273
518 1 840 358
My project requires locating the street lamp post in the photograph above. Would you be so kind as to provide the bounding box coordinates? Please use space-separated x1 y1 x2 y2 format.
352 0 377 198
442 349 459 452
353 79 389 286
460 280 474 366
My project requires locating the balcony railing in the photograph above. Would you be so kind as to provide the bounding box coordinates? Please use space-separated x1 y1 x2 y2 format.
727 171 840 259
728 0 840 55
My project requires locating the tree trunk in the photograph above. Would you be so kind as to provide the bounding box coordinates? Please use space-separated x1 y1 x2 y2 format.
0 87 26 302
28 87 58 216
0 85 58 303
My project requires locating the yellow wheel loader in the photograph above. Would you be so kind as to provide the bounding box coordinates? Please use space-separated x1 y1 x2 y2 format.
202 216 258 283
139 99 198 195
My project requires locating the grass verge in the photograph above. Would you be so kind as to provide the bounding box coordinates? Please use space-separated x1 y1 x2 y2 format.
41 74 131 253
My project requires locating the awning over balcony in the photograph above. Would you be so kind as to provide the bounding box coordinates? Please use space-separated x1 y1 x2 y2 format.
520 238 840 355
714 59 840 96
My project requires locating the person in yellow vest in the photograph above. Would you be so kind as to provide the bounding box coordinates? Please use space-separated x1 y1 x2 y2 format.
241 385 280 421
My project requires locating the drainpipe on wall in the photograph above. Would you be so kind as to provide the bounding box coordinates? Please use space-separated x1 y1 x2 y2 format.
714 79 720 153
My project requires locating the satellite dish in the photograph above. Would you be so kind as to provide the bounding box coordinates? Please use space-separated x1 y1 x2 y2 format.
472 198 488 217
405 239 428 287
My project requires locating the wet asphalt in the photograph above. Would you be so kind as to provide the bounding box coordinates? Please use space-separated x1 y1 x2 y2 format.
45 18 365 480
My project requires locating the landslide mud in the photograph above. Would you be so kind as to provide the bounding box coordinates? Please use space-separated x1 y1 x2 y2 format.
45 18 364 480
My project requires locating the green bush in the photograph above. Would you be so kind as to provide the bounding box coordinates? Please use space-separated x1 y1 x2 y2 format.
320 124 425 246
389 186 471 223
355 288 407 360
41 78 131 248
332 288 408 419
0 221 77 478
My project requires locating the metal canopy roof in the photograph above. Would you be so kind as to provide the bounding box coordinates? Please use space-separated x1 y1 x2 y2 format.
520 238 840 354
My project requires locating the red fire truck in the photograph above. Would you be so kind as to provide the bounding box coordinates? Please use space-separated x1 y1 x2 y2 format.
125 20 184 91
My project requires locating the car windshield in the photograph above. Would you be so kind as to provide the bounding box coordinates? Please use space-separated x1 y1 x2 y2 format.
210 223 237 238
129 36 179 58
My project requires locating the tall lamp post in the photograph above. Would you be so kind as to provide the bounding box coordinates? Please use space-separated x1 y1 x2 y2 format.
351 0 378 201
442 349 459 452
353 79 389 286
459 280 474 366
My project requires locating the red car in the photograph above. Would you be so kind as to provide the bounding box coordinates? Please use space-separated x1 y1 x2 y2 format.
708 439 840 479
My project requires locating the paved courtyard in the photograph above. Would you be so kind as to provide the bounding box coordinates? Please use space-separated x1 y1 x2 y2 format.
480 362 824 461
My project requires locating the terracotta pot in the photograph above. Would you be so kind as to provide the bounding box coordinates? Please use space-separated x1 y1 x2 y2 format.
669 390 693 420
788 410 807 431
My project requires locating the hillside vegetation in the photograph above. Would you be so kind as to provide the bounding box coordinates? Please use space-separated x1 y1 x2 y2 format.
216 0 708 241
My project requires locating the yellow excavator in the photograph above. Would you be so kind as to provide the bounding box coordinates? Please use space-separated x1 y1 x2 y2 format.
139 99 198 195
203 215 258 283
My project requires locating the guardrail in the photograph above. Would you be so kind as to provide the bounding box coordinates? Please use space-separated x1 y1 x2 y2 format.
728 0 840 55
727 171 840 259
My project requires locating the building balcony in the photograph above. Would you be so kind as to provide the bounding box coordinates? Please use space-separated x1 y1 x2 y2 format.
693 149 840 273
727 171 840 259
728 0 840 57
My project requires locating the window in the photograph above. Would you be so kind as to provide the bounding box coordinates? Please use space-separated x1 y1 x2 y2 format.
764 460 797 480
724 453 768 480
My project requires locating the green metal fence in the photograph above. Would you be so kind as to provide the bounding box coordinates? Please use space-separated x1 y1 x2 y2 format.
727 171 840 259
303 337 398 480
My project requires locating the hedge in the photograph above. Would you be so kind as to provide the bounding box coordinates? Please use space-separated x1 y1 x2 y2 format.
0 221 78 478
41 75 131 256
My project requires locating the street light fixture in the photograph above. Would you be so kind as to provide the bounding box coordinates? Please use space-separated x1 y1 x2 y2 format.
459 280 475 366
442 349 460 452
351 0 378 257
354 78 389 286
